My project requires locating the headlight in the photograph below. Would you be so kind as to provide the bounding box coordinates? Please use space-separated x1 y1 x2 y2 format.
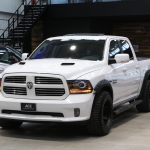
67 80 93 94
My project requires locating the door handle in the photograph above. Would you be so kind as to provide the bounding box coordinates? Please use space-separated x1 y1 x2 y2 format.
122 68 127 72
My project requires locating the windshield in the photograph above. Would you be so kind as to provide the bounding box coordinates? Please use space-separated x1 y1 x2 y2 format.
29 39 105 61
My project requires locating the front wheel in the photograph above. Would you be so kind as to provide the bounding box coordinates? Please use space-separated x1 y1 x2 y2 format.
0 119 23 129
86 91 113 136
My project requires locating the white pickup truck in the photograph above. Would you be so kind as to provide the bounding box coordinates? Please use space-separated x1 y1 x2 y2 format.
0 34 149 136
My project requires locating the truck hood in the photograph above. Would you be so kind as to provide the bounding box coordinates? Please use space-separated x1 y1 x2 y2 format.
3 59 104 80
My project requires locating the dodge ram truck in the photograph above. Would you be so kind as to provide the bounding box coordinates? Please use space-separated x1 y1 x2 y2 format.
0 34 149 136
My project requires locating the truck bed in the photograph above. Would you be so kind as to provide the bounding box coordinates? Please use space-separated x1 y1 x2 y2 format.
137 57 150 61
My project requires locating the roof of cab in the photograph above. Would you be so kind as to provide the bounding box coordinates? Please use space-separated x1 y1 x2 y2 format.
46 33 126 41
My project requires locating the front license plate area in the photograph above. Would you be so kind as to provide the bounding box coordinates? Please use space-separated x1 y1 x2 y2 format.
21 103 36 111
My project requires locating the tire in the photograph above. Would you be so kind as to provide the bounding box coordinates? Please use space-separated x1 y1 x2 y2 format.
0 119 23 129
136 80 150 112
86 91 113 136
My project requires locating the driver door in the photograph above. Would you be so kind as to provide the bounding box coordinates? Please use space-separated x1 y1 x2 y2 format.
106 39 129 102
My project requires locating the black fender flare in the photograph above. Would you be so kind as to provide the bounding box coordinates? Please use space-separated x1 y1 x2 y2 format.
94 79 113 100
137 69 150 99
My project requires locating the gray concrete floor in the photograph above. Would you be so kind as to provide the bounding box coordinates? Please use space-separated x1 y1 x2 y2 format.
0 107 150 150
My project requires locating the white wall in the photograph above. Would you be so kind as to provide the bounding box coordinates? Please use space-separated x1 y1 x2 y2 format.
0 0 23 36
0 0 23 13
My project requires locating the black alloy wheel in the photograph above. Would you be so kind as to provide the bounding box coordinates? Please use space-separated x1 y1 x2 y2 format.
86 91 113 136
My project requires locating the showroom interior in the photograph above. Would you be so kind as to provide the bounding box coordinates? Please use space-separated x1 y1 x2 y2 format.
0 1 150 149
0 0 150 57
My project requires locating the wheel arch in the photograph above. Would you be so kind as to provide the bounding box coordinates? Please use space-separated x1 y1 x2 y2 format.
94 79 113 101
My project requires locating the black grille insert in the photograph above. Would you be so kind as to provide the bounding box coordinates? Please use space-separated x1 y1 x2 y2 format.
35 88 65 96
4 76 26 83
35 76 63 84
3 86 27 95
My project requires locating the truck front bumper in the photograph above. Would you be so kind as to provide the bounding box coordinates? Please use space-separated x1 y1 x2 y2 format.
0 93 94 122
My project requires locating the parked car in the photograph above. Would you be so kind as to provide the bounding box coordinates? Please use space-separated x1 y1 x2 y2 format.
0 34 149 136
0 45 22 73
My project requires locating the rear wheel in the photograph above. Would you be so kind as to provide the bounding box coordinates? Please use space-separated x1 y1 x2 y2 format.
136 80 150 112
0 119 23 129
86 91 113 136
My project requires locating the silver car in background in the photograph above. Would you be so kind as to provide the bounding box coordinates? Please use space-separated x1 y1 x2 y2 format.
0 45 22 73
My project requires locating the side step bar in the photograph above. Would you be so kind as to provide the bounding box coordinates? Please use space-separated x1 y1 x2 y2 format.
114 100 142 115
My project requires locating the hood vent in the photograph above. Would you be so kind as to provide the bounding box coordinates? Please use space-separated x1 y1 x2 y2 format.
61 63 75 66
19 61 26 65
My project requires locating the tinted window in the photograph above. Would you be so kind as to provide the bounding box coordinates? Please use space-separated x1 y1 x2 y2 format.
30 39 105 61
109 40 121 58
120 40 133 59
0 50 8 62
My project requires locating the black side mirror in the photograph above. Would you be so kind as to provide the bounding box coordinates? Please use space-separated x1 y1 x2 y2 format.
108 58 116 65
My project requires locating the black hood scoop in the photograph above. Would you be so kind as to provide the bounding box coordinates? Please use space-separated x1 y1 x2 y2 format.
19 61 26 65
61 63 75 66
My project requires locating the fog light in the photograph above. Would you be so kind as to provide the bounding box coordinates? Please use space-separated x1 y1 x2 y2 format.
74 108 80 117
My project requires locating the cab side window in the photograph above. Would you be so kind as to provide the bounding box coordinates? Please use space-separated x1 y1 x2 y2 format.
0 50 8 62
120 40 134 60
109 40 121 58
1 52 8 61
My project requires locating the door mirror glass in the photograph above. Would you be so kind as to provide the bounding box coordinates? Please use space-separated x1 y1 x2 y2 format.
115 54 130 63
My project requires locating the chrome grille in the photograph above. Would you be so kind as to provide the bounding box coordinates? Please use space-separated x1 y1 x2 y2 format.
2 74 68 99
4 76 26 83
3 86 27 95
35 77 63 84
35 88 65 96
